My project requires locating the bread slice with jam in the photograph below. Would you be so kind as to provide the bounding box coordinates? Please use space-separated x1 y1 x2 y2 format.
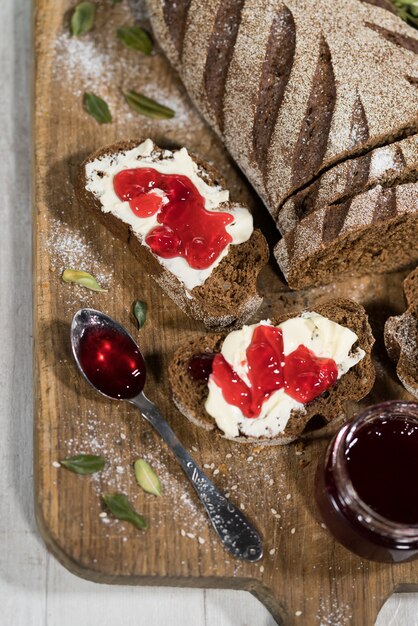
385 267 418 398
169 298 375 445
75 138 269 330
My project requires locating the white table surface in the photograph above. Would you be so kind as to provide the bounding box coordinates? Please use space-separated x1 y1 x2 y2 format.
1 0 418 624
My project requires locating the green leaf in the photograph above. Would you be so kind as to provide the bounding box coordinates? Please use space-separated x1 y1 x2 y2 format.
123 90 175 120
391 0 418 26
134 459 162 497
60 454 105 475
102 493 147 529
71 2 96 37
83 92 112 124
117 26 153 54
61 269 108 292
133 300 147 329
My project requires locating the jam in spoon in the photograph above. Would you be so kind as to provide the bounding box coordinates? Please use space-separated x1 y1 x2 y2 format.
70 308 263 562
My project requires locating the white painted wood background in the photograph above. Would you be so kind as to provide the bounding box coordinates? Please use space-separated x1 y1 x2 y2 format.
0 0 417 623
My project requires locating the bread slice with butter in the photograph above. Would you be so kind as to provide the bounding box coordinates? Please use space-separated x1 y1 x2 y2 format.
385 267 418 398
169 299 375 445
75 138 269 330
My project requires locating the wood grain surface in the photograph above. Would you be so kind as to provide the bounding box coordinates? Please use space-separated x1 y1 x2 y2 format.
33 1 418 624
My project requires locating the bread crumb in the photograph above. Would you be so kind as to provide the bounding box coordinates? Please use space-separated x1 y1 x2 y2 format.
286 493 291 500
259 565 265 573
198 536 205 544
203 464 211 469
295 611 302 617
99 512 108 518
213 468 220 475
291 527 296 534
225 453 232 459
231 485 238 490
269 548 275 555
120 433 126 440
180 529 186 537
116 465 124 474
192 446 198 452
186 532 195 539
271 508 277 515
52 461 60 468
240 503 245 510
246 455 254 462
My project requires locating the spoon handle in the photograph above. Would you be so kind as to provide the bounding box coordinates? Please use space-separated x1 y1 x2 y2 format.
132 393 263 562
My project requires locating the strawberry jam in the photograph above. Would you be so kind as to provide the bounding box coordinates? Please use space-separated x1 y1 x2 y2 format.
316 401 418 562
78 325 146 400
210 325 337 418
113 168 234 269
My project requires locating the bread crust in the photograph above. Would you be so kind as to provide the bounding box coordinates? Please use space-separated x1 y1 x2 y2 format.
75 139 269 330
384 267 418 398
169 298 375 445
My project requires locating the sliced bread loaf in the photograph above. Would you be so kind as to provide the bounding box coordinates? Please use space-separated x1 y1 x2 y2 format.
75 139 268 329
384 267 418 398
147 0 418 214
277 134 418 235
275 182 418 289
169 299 375 445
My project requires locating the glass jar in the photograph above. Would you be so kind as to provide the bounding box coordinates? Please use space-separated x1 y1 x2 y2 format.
316 401 418 563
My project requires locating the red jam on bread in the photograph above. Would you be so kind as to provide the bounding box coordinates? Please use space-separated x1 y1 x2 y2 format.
114 168 234 270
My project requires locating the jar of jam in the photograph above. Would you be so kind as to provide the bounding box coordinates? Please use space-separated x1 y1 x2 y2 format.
316 401 418 562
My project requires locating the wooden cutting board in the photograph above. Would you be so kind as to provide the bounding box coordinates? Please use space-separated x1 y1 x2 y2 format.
33 1 418 623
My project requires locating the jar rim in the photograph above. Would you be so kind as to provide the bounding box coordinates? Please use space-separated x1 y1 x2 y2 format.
331 400 418 542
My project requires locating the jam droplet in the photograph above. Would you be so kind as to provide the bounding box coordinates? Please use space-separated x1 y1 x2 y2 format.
113 168 234 270
78 325 146 399
211 325 338 418
187 353 215 382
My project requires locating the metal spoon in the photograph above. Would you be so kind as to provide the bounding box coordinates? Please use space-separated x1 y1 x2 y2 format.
70 308 263 562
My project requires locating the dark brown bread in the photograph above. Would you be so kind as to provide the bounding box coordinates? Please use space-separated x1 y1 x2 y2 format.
147 0 418 216
277 134 418 235
384 267 418 398
75 140 269 330
169 299 375 445
275 182 418 290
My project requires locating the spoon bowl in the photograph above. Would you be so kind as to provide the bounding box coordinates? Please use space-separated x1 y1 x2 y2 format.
70 308 263 562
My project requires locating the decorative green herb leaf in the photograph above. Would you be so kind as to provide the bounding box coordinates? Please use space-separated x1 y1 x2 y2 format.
391 0 418 27
133 300 147 329
61 269 108 292
123 90 175 120
83 92 112 124
102 493 147 529
134 459 162 497
71 2 96 36
117 26 153 54
60 454 105 475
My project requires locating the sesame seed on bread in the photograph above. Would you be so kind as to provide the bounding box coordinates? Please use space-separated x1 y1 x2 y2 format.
168 298 375 445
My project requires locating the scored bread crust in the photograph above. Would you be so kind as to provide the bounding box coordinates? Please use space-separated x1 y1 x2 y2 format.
168 298 375 445
384 267 418 398
277 134 418 236
146 0 418 216
275 182 418 290
75 140 269 330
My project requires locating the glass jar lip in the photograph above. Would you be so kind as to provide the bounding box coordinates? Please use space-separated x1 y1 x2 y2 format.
331 400 418 541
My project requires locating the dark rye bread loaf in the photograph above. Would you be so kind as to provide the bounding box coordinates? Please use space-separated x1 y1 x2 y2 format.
146 0 418 216
275 182 418 289
168 299 375 445
75 140 269 330
277 134 418 235
384 267 418 398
